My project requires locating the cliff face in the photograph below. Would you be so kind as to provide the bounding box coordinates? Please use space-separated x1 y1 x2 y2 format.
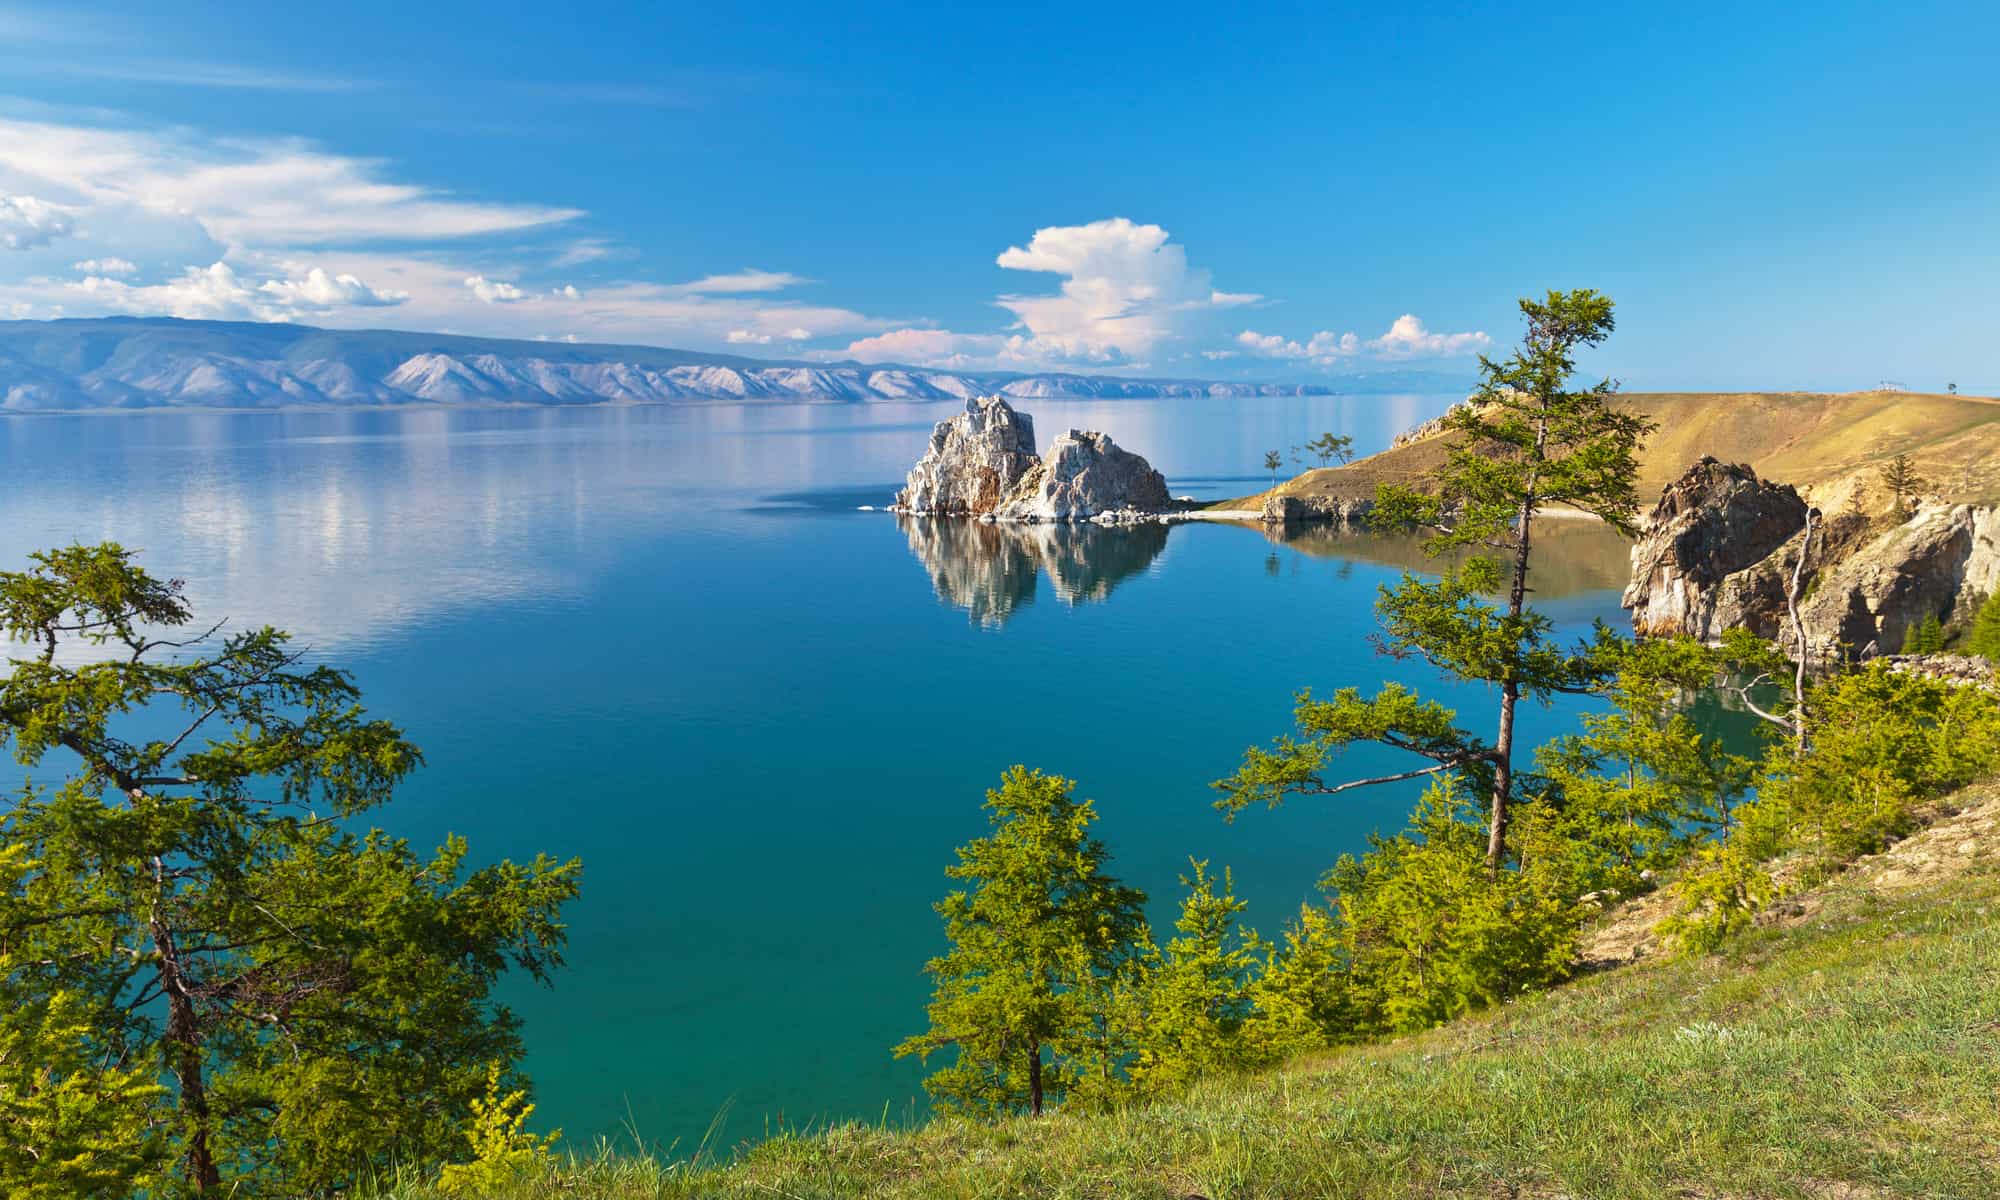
894 396 1170 521
1624 456 2000 657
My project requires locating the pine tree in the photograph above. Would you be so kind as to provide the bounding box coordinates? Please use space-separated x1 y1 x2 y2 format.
1263 449 1283 484
1242 902 1351 1062
1901 613 1945 654
0 544 580 1195
1217 290 1654 869
1122 862 1264 1098
896 767 1146 1116
1969 593 2000 663
1881 453 1926 514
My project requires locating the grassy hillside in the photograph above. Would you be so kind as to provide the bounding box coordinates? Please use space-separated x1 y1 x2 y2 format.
1229 390 2000 515
377 781 2000 1200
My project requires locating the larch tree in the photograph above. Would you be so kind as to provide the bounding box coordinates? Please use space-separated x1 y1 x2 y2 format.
896 767 1146 1117
1880 453 1926 514
1215 290 1655 869
0 543 580 1196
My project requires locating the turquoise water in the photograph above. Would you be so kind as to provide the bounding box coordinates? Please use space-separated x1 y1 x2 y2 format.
1 395 1650 1153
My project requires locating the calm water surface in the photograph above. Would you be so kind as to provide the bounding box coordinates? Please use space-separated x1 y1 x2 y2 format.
2 394 1646 1152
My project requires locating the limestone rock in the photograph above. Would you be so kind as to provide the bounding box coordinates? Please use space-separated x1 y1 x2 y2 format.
894 395 1038 515
1797 503 1982 655
1260 492 1374 525
1622 457 1810 640
991 429 1170 522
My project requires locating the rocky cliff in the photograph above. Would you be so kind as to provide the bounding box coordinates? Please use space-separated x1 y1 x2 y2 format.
1624 455 2000 657
894 396 1171 521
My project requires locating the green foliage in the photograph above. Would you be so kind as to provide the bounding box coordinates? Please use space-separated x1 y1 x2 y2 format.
1965 592 2000 662
1325 784 1579 1034
1523 636 1756 899
1263 449 1282 482
1662 662 2000 954
1119 863 1266 1099
896 767 1147 1117
435 1063 562 1198
1240 902 1351 1064
0 543 581 1196
1879 452 1926 513
1901 613 1945 654
1305 432 1354 467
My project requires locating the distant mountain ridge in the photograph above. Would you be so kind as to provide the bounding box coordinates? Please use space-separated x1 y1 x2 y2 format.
0 317 1370 411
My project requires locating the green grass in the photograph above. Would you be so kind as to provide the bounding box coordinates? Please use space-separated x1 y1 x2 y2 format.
376 853 2000 1200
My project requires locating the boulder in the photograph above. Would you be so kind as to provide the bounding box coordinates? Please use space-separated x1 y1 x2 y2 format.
1260 492 1373 525
991 429 1170 522
894 395 1039 515
1622 457 1809 639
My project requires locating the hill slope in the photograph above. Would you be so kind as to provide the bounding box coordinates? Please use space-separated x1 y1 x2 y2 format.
1242 390 2000 513
381 780 2000 1200
0 317 1334 410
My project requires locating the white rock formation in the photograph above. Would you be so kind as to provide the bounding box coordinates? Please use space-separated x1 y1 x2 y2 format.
894 396 1040 515
991 429 1171 522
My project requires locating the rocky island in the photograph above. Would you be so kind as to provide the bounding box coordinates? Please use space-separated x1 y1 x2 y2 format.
894 395 1174 523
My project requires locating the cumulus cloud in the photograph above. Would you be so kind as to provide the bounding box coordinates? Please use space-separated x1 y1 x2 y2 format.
1368 314 1491 358
725 329 769 345
1235 317 1484 367
259 266 406 308
74 261 409 320
0 193 74 249
990 217 1256 363
464 275 527 304
73 257 138 276
839 328 1008 368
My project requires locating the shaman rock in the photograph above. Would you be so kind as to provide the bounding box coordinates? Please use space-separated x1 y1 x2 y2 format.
895 395 1039 515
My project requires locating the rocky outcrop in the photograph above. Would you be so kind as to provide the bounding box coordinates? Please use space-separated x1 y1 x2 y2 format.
992 430 1170 522
1623 458 1810 639
895 396 1039 515
894 396 1172 521
1260 492 1375 525
1625 455 2000 657
1797 504 1990 657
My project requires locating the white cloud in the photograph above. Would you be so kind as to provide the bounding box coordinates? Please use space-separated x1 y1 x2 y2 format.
259 265 406 309
839 328 1006 368
724 329 769 345
990 218 1253 363
464 275 527 304
1201 349 1239 360
782 327 811 340
1235 318 1484 367
1368 313 1490 358
667 268 809 295
0 117 580 249
72 257 138 276
551 284 581 300
0 193 74 249
75 260 408 320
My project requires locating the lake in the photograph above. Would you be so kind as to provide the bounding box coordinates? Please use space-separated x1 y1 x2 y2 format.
0 393 1651 1154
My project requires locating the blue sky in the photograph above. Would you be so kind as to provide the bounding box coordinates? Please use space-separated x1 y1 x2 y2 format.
0 1 1994 389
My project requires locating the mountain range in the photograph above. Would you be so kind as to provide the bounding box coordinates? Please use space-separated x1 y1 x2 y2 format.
0 318 1470 411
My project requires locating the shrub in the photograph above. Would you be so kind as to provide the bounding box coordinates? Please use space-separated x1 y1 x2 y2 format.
1968 592 2000 663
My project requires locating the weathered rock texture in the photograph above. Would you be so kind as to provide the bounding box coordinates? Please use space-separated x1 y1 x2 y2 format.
1261 492 1375 525
1623 458 1810 639
992 430 1170 522
894 396 1171 521
895 395 1039 515
1624 455 2000 657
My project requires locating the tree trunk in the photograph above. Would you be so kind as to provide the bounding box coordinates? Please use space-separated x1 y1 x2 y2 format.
150 855 220 1195
1027 1044 1044 1116
155 920 221 1194
1489 413 1547 871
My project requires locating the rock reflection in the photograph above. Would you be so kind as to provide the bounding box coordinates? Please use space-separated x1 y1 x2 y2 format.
898 516 1169 627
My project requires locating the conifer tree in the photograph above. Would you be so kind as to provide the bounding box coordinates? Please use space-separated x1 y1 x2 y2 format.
1121 862 1264 1098
1263 449 1283 485
1880 453 1926 514
1241 902 1350 1062
896 767 1146 1116
0 544 580 1195
1969 593 2000 664
1217 290 1654 869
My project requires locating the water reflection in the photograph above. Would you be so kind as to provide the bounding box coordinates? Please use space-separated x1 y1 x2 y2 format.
1259 517 1636 598
898 516 1169 627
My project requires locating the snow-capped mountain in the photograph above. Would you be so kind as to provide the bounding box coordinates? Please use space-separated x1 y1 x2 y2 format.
0 318 1338 411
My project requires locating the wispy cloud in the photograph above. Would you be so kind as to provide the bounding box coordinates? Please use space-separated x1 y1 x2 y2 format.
25 59 379 92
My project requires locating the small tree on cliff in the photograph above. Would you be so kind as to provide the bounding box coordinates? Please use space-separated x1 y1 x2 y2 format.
1307 433 1355 467
1263 449 1283 485
0 544 580 1195
1881 453 1926 514
1216 290 1655 869
897 767 1146 1116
